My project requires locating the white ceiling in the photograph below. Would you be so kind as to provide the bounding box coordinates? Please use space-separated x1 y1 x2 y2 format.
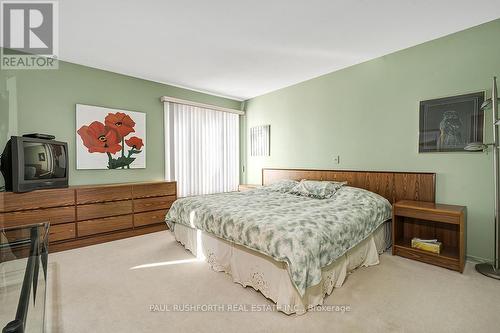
58 0 500 100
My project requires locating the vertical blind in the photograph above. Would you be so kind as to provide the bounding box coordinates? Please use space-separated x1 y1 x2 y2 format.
165 102 239 197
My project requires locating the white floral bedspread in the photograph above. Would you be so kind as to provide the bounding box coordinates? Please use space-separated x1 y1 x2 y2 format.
165 186 392 296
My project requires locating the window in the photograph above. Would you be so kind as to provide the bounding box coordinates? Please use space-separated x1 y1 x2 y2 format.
164 101 240 197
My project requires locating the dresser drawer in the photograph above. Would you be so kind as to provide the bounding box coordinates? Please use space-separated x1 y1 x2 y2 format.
134 196 176 213
394 206 460 224
77 200 132 221
2 228 32 243
132 182 176 199
1 225 51 244
134 210 167 227
0 206 75 228
76 185 133 204
0 188 75 213
49 223 76 242
78 215 133 237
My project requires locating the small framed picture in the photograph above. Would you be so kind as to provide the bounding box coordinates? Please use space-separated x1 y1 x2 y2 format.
250 125 270 156
419 92 485 153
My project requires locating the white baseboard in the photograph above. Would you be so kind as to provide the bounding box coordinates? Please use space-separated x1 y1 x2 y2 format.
466 255 491 264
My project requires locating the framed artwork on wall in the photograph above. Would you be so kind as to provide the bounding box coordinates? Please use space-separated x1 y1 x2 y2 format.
419 92 485 153
76 104 146 169
250 125 270 156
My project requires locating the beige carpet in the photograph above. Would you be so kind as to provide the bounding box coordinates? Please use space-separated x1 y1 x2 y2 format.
46 231 500 333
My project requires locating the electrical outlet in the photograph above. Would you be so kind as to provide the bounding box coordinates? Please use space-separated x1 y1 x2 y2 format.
333 155 340 164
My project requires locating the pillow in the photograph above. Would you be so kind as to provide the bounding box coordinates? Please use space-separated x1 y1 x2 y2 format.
290 180 346 199
262 179 299 193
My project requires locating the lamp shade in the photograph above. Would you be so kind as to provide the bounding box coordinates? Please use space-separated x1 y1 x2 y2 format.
481 98 500 110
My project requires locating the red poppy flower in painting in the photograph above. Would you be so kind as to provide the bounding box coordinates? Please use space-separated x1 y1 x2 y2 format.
77 121 122 154
104 112 135 138
125 136 144 150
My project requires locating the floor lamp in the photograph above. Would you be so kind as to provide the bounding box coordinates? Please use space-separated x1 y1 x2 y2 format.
465 77 500 279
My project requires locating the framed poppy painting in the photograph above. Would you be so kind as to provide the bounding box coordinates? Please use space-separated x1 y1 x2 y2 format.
76 104 146 169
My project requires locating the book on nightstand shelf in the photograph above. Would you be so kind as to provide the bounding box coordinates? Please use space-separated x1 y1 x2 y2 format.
411 238 442 254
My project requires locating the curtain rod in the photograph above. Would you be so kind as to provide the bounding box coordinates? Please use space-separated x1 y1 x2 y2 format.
160 96 245 115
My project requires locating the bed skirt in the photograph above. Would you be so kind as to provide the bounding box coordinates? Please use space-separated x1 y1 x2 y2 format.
172 220 391 315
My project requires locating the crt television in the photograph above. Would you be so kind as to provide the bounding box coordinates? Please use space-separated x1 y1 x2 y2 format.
0 136 69 192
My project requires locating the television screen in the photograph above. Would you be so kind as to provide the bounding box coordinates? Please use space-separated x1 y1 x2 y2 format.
23 142 67 180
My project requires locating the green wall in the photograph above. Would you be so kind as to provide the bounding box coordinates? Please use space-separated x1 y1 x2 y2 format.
243 19 500 261
0 59 241 187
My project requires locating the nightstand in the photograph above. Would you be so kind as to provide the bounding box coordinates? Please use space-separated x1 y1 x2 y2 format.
238 184 260 191
392 200 466 272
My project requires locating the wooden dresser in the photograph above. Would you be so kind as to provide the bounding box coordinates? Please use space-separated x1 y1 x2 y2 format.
0 181 177 252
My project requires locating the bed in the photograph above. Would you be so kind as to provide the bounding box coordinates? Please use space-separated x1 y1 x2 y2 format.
165 168 436 314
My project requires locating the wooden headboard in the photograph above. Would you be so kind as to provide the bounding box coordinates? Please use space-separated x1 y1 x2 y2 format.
262 168 436 203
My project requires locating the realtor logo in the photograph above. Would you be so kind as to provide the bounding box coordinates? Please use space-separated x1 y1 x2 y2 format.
1 1 58 69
